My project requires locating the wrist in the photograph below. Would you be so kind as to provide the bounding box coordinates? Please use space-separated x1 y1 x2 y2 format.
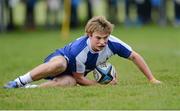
149 78 156 82
149 78 161 84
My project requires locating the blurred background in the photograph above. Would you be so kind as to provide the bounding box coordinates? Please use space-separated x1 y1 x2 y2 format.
0 1 180 109
0 0 180 33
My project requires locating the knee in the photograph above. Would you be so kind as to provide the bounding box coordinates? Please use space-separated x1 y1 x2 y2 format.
54 61 67 72
49 56 67 72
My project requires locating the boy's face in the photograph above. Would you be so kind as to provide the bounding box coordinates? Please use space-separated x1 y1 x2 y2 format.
89 31 109 52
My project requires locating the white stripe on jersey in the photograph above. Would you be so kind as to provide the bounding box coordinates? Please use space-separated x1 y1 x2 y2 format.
96 46 114 66
75 46 89 73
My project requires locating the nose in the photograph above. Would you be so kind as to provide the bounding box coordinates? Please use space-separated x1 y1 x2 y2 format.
99 39 106 45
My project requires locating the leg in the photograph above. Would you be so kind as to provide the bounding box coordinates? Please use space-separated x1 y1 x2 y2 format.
4 56 67 88
30 56 67 81
39 75 77 88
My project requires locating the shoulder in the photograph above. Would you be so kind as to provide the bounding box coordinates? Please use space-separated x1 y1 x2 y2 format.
107 35 133 58
74 35 88 45
108 35 126 44
108 35 132 51
70 35 88 56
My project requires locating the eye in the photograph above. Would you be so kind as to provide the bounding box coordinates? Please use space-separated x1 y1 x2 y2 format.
96 37 101 40
104 36 108 40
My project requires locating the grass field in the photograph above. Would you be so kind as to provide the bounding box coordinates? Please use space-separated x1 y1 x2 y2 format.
0 25 180 110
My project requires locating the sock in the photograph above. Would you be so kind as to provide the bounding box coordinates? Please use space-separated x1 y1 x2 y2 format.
14 72 33 87
25 84 38 88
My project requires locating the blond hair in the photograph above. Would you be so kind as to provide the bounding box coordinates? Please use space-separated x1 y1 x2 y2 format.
85 16 114 35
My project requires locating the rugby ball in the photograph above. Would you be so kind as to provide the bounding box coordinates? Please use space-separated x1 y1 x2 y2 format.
93 62 116 84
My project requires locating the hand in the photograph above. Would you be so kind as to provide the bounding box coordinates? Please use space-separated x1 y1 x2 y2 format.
109 79 117 85
149 78 162 84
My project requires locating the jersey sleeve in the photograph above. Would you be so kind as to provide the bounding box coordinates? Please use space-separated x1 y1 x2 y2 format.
108 35 133 58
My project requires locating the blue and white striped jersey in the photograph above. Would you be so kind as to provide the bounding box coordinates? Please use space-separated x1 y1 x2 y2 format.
45 35 132 76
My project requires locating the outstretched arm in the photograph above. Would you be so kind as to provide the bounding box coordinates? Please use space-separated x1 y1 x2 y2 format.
128 51 161 84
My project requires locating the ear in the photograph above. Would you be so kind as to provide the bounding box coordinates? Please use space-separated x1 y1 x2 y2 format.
88 33 92 38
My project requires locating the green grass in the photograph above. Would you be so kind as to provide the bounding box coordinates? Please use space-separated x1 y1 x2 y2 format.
0 25 180 110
